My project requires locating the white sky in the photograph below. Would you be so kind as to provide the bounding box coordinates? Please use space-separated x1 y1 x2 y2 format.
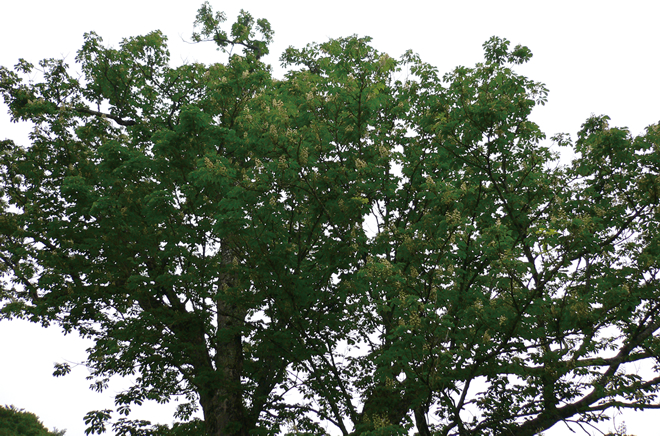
1 1 659 435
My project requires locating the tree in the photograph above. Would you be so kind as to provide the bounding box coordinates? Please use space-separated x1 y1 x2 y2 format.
1 3 659 435
0 405 66 436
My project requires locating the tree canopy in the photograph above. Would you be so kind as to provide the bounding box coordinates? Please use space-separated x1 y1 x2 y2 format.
1 3 659 436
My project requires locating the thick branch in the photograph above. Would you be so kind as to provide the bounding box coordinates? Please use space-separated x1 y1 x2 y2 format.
74 106 136 126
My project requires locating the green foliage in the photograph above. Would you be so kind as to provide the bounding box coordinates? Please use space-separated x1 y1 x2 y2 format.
0 405 65 436
1 3 659 436
192 1 273 59
153 420 205 436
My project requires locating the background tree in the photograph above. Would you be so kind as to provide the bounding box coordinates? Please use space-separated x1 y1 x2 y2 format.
0 405 66 436
1 3 659 436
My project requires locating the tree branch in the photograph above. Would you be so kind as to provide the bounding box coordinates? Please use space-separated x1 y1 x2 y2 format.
74 106 136 126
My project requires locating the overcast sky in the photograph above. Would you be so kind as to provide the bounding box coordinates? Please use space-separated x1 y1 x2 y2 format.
1 1 659 435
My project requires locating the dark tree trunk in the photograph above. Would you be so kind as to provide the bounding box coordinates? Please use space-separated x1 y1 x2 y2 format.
199 386 248 436
414 406 432 436
196 242 250 436
196 301 248 436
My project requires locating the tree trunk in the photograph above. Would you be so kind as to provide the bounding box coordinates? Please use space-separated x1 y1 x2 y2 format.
198 243 249 436
199 382 248 436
